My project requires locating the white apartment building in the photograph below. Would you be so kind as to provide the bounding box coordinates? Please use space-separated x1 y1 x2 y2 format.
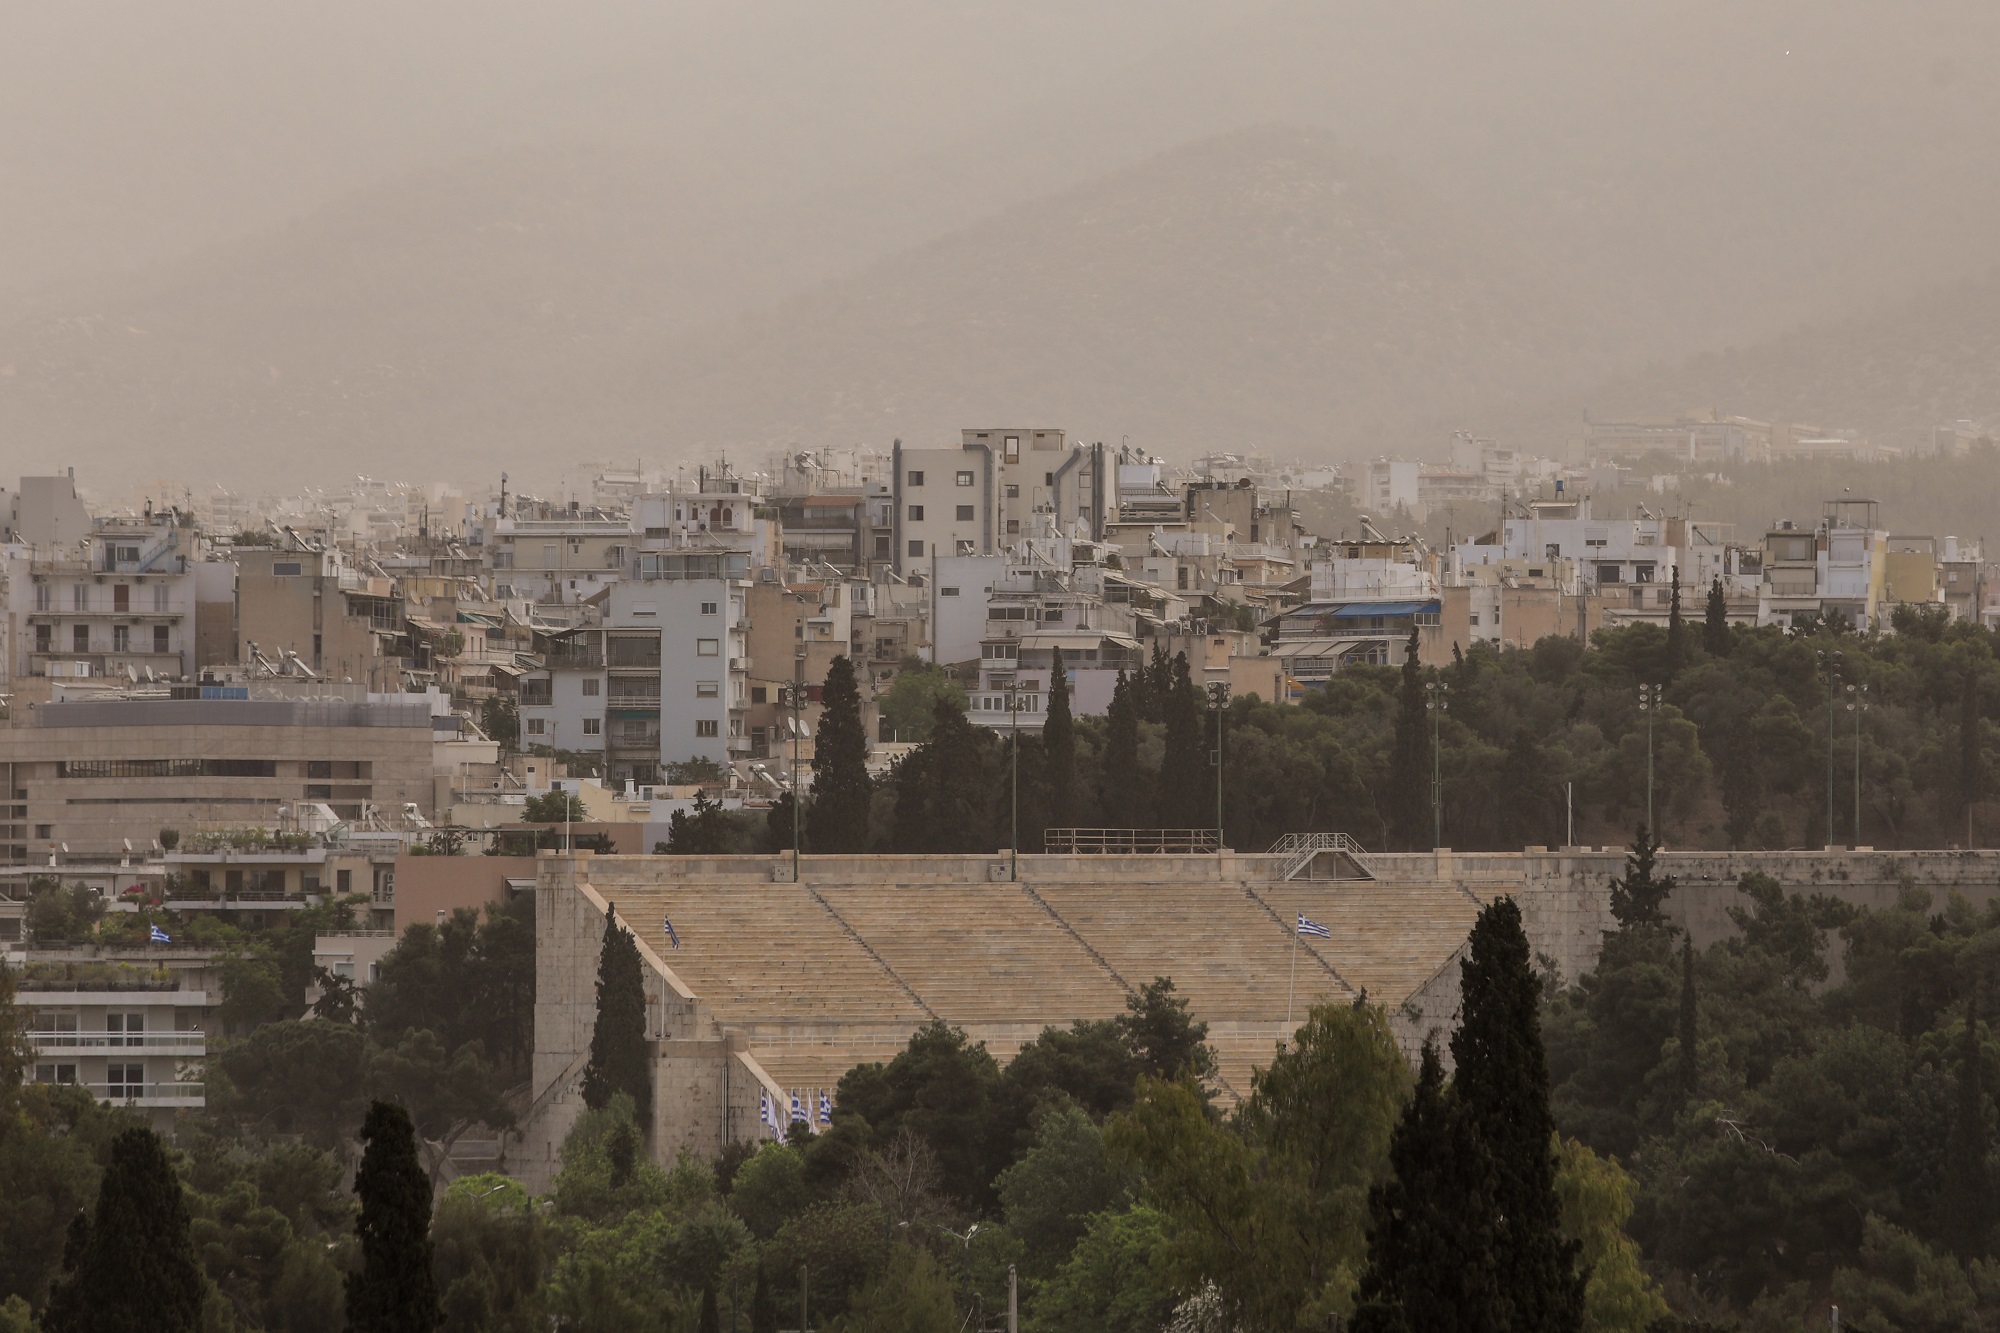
3 513 210 690
1757 500 1888 631
23 978 208 1130
488 513 636 605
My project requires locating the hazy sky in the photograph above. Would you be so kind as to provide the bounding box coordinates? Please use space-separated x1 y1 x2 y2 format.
5 2 1999 489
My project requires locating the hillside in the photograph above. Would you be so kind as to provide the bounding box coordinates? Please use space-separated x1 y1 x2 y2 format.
0 127 1614 487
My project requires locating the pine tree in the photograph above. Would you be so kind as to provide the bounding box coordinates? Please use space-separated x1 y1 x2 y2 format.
1607 826 1675 929
1665 580 1685 677
580 906 652 1122
1101 669 1145 829
344 1101 443 1333
1939 981 1990 1257
1388 626 1431 850
1158 653 1207 829
1043 645 1076 831
807 655 873 853
1677 933 1699 1099
1451 898 1585 1332
1351 1043 1506 1333
42 1127 209 1333
750 1267 777 1333
1703 577 1731 657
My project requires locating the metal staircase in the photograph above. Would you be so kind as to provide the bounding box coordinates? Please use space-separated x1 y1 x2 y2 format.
1268 832 1375 881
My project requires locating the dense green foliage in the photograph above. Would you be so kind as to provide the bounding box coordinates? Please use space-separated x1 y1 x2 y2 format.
42 1127 210 1333
808 654 874 853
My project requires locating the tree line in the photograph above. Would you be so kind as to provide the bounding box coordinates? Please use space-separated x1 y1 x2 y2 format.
655 599 2000 860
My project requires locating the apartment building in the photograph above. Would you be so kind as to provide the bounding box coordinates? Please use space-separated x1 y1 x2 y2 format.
0 690 438 868
21 969 208 1129
890 429 1105 577
488 512 635 605
1757 500 1888 631
1266 539 1446 681
2 512 216 692
235 543 412 691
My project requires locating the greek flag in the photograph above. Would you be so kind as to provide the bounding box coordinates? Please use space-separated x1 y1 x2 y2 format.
149 924 172 944
818 1092 833 1127
790 1094 806 1126
661 914 680 949
759 1091 776 1134
1297 913 1330 940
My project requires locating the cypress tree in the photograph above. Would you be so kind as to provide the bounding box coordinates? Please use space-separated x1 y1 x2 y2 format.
698 1284 721 1333
344 1100 442 1333
993 733 1051 853
750 1266 777 1333
1607 825 1675 928
580 906 652 1122
807 655 873 853
1451 898 1584 1332
1158 653 1207 829
1702 577 1731 657
1940 981 1990 1257
1388 626 1431 850
1677 933 1699 1100
766 790 799 853
890 746 932 853
1665 579 1685 676
1959 671 1983 840
925 695 995 852
1351 1043 1506 1333
1043 645 1076 830
43 1127 209 1333
1101 669 1145 829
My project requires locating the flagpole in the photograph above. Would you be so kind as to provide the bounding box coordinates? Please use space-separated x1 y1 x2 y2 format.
1283 921 1299 1049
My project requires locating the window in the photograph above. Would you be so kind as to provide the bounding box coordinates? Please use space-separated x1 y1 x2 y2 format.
582 678 600 696
112 625 129 652
907 470 925 487
955 540 976 556
1469 614 1481 626
908 540 924 557
1006 520 1020 535
582 718 601 736
700 601 718 615
34 1064 77 1086
695 720 720 738
336 870 352 894
154 584 169 612
34 825 51 840
73 585 87 611
956 505 975 521
34 583 50 611
751 686 768 704
113 584 129 612
543 544 559 569
1634 563 1656 584
153 625 169 653
940 587 960 597
908 505 925 521
956 471 975 487
73 625 89 653
272 559 304 576
107 1063 144 1099
526 718 546 735
1597 564 1623 584
696 681 720 698
35 625 50 653
696 638 720 656
1044 472 1054 486
107 1013 144 1047
1004 484 1020 499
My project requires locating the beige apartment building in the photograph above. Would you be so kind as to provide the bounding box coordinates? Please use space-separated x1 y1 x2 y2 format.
0 693 435 868
234 544 413 690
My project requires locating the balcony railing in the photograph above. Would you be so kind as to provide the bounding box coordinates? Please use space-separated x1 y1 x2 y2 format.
86 1083 206 1106
1043 828 1222 854
30 1031 207 1054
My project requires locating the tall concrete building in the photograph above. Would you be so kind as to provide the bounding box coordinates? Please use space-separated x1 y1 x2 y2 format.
890 430 1105 577
234 544 412 690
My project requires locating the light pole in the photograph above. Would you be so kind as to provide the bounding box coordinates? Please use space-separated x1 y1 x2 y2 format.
779 668 805 882
1637 683 1663 835
1207 681 1230 848
1424 680 1448 848
1847 681 1868 846
941 1223 981 1323
1816 649 1843 847
1001 679 1023 881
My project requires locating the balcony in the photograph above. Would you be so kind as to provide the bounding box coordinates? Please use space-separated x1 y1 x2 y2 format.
30 1030 207 1056
86 1082 206 1108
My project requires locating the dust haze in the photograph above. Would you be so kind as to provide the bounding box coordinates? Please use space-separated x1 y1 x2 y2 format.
3 0 1996 490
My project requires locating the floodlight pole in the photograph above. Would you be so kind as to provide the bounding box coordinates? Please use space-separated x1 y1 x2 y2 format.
1208 682 1230 850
